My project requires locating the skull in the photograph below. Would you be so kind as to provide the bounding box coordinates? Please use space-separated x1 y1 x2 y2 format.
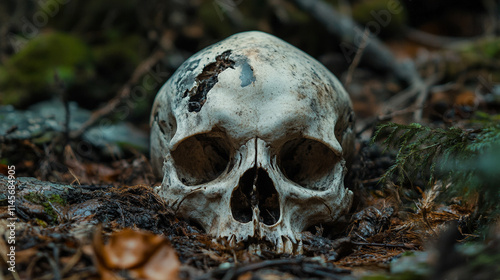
150 31 354 254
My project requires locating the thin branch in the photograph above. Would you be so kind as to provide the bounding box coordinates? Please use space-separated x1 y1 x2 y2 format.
351 241 416 249
382 74 441 122
356 105 420 137
70 49 166 139
344 27 370 87
405 27 480 48
232 259 302 277
291 0 419 83
199 259 304 280
291 0 431 121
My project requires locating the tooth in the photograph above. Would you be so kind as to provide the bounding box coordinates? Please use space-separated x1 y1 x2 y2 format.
276 236 284 254
284 236 294 254
297 239 303 255
255 244 262 255
229 235 236 247
248 243 257 254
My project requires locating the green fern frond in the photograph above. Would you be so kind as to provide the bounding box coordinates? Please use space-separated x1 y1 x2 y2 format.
373 122 500 219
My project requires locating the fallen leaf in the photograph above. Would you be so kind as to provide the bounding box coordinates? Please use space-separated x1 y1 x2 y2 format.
93 228 180 280
454 90 476 107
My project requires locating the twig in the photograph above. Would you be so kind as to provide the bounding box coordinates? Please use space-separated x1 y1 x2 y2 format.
355 105 420 137
302 265 343 280
0 238 21 280
199 259 304 280
351 241 416 249
291 0 419 83
47 200 65 223
39 252 61 280
382 74 441 122
68 168 81 186
60 249 83 276
412 66 446 121
221 259 303 280
381 83 423 112
114 201 126 226
291 0 431 122
477 75 494 93
405 27 480 48
70 49 166 139
354 232 368 242
360 177 382 184
217 258 347 280
27 255 42 280
235 259 302 275
344 27 370 87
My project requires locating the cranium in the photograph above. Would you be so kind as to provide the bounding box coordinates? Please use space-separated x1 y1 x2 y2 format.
150 31 354 254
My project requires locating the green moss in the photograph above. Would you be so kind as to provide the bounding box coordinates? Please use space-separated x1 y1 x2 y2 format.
23 193 66 223
35 218 48 228
24 193 46 204
0 32 93 107
48 194 66 206
92 35 142 83
42 195 66 221
444 38 500 79
459 37 500 60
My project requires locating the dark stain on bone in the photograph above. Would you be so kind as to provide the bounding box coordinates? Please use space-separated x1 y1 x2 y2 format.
185 50 235 112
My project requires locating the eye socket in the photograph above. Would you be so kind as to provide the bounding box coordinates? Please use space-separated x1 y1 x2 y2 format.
172 133 231 186
278 138 341 190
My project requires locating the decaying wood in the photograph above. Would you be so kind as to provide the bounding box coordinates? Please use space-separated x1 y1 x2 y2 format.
0 175 111 201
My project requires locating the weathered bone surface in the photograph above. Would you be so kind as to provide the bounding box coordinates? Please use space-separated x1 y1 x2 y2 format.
150 31 354 254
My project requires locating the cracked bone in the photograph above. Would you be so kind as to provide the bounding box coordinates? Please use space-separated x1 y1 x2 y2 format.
150 31 354 254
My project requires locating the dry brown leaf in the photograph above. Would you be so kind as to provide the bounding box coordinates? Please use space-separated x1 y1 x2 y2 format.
84 163 121 183
15 247 39 265
131 236 181 280
237 272 253 280
454 90 476 107
93 228 180 280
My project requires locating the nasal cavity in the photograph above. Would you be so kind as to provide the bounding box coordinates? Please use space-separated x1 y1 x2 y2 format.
230 168 280 225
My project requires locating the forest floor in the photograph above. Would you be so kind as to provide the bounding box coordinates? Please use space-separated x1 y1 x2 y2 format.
1 0 500 279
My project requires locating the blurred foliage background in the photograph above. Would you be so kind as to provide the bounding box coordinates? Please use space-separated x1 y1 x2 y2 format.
0 0 495 123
